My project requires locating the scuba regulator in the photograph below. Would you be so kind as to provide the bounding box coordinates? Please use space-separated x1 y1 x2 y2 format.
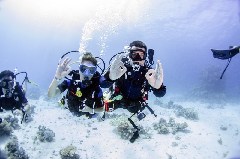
131 48 155 71
79 64 97 86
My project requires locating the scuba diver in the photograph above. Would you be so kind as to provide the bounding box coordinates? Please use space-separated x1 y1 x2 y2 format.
0 70 30 124
103 40 166 142
48 52 109 118
211 45 240 79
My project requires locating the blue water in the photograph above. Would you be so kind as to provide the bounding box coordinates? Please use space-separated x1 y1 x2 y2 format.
1 1 240 158
0 0 239 99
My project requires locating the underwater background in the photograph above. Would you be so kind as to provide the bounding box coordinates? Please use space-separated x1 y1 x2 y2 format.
0 0 240 158
1 0 240 99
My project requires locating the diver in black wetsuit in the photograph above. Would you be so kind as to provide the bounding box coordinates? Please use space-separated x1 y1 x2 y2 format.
0 70 30 123
48 52 110 117
103 40 166 142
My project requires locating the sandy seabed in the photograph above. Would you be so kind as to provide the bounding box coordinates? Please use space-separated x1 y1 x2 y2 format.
0 97 240 159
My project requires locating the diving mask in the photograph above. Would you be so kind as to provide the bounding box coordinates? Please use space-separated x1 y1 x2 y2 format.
79 64 97 75
79 64 97 85
0 79 14 89
129 47 146 61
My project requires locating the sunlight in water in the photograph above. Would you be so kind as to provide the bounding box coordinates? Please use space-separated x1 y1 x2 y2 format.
78 0 151 56
3 0 150 57
5 0 98 24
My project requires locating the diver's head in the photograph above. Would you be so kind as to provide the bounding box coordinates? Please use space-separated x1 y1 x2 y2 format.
0 70 15 89
129 41 147 66
79 52 97 85
0 70 15 97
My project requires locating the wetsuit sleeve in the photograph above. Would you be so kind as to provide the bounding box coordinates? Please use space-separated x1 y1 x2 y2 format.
100 71 114 88
57 80 69 93
152 83 166 97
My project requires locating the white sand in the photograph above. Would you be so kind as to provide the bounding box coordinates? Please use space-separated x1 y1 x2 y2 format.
1 98 240 159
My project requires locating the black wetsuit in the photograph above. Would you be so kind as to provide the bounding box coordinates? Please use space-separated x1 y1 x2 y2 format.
0 84 28 112
103 63 166 113
58 71 104 116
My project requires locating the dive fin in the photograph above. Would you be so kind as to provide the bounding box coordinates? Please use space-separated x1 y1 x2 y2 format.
211 47 239 60
211 46 240 79
130 131 139 143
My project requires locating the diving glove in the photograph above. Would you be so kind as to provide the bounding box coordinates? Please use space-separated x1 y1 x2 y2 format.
109 54 127 80
145 60 163 89
55 58 72 80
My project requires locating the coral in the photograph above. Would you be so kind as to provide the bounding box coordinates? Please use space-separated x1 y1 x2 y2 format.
153 118 188 135
167 117 176 127
138 125 152 139
5 138 29 159
157 124 170 134
0 120 13 137
155 100 199 120
172 122 188 134
116 121 134 140
4 115 20 129
218 138 223 145
153 118 170 134
220 125 227 131
111 116 152 140
37 125 55 142
0 115 23 137
164 101 199 120
174 107 199 120
59 145 80 159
